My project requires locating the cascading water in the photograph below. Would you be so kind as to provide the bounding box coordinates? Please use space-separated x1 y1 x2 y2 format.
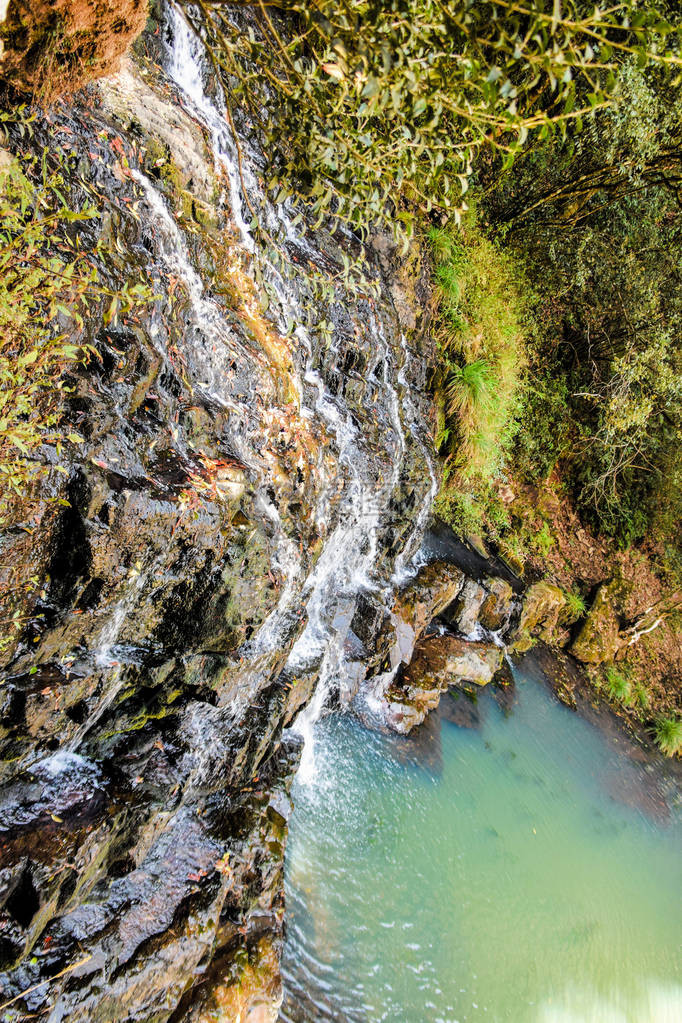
160 2 436 777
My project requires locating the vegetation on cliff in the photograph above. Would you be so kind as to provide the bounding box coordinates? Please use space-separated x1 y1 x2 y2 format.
179 0 682 751
0 138 95 526
1 1 680 750
183 0 681 238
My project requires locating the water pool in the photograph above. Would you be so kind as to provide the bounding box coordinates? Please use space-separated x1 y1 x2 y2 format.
281 662 681 1022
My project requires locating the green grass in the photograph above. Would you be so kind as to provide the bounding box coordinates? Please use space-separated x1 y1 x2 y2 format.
632 682 650 712
428 215 528 503
654 715 682 757
563 588 587 622
533 522 554 558
604 665 633 706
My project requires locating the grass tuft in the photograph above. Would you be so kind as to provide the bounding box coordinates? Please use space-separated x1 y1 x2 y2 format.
654 715 682 757
563 588 587 622
604 665 633 706
429 214 527 482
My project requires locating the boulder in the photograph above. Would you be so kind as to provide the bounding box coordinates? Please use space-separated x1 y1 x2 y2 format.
442 578 487 636
384 634 504 734
510 581 566 653
479 577 514 632
571 578 622 664
385 560 465 671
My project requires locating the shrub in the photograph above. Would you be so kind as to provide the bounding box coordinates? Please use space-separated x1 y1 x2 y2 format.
186 1 682 239
484 60 682 548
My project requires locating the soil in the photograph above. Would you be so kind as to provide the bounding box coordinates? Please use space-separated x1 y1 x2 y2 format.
503 472 682 728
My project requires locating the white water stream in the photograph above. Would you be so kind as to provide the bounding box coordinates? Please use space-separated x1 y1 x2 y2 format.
139 2 437 777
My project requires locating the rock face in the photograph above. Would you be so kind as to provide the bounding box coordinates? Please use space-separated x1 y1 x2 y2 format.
0 4 436 1019
510 581 566 653
0 0 148 98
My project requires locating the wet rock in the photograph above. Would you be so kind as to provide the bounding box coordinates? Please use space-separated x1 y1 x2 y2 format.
479 577 514 632
0 752 105 834
386 561 465 671
99 59 216 207
384 634 503 734
510 581 566 653
442 578 486 636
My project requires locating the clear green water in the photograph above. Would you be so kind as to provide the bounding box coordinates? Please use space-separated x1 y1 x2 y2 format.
280 666 682 1023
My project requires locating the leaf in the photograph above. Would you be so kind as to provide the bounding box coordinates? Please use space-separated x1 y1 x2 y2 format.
321 62 345 81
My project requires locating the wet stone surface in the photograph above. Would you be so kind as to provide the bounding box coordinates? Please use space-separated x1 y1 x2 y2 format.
0 4 437 1018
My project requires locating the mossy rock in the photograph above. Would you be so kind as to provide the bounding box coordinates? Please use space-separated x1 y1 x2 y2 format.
571 578 623 665
510 581 566 653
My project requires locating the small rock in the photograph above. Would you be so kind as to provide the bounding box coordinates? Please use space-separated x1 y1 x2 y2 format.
443 578 487 637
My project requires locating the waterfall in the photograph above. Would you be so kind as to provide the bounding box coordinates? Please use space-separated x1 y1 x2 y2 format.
159 2 435 777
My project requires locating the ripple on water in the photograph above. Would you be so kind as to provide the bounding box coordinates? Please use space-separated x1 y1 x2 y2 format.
280 664 682 1023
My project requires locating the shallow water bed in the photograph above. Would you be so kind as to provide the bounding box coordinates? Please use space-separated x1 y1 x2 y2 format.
280 663 682 1023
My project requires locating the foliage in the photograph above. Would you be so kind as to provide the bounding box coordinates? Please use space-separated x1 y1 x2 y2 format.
0 150 96 523
562 588 587 621
182 0 682 239
532 521 553 557
654 714 682 757
432 485 486 541
604 664 633 706
485 59 682 548
0 131 154 528
632 681 650 711
430 217 526 480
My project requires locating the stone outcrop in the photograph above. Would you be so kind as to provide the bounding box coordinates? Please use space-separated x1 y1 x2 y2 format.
0 0 148 99
479 577 514 632
387 561 465 669
571 578 622 664
384 635 504 733
353 542 519 735
509 581 566 653
571 576 682 666
442 578 487 636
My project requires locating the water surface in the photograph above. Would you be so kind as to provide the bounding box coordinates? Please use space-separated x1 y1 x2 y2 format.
281 664 682 1022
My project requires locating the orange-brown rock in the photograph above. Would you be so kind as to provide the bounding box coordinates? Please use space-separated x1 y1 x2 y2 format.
385 633 504 733
0 0 148 100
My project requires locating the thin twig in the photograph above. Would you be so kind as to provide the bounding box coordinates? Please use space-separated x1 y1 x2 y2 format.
0 955 93 1012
